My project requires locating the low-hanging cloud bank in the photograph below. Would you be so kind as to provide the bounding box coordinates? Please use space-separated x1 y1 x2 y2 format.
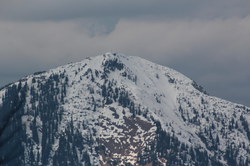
1 0 250 21
0 16 250 106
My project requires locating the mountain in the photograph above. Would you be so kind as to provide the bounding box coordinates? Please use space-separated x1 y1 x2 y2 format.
0 53 249 166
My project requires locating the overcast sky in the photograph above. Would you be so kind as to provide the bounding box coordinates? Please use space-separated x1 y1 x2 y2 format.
0 0 250 106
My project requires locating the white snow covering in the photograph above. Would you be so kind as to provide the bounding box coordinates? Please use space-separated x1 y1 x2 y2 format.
0 88 5 106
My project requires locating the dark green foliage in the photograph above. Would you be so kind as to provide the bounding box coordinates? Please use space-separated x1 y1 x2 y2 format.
137 121 225 166
33 71 46 75
103 58 124 73
240 115 250 140
0 82 27 166
53 125 89 166
0 73 75 166
192 81 208 95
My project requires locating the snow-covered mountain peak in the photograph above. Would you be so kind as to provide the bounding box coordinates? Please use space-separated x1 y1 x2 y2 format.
0 53 249 166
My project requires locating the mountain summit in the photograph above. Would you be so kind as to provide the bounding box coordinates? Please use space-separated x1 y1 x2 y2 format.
0 53 249 166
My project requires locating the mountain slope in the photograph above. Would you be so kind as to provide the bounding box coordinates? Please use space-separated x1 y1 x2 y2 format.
0 53 249 166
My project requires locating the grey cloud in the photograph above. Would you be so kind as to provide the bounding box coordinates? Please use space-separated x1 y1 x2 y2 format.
1 16 250 106
2 1 250 19
1 0 249 21
1 0 250 36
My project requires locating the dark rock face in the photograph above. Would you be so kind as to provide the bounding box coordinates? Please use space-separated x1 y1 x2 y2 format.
0 53 249 166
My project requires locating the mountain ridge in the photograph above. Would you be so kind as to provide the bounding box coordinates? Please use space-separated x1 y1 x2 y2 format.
0 52 249 166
